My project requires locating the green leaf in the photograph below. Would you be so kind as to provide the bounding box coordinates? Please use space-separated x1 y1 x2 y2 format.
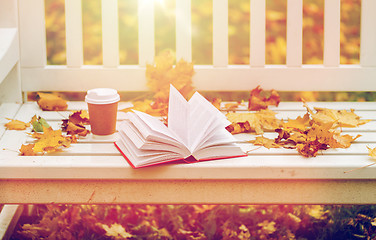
32 116 50 132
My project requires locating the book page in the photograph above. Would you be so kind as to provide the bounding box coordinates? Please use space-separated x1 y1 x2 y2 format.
188 91 232 151
168 85 190 146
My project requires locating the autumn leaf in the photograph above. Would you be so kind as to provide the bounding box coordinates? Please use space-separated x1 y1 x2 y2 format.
62 111 90 137
248 86 280 111
101 223 132 239
62 121 90 137
211 98 222 110
33 127 71 153
20 126 75 155
37 92 68 111
120 99 167 116
4 118 30 130
144 51 195 116
226 109 282 134
303 102 370 128
250 136 280 149
68 110 90 125
19 143 36 156
368 146 376 160
283 113 311 131
296 140 327 157
30 115 50 132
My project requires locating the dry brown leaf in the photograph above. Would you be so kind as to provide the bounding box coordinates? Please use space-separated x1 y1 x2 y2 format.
69 110 90 125
248 86 280 111
37 92 68 111
62 110 90 137
296 140 328 157
62 121 90 137
5 118 30 130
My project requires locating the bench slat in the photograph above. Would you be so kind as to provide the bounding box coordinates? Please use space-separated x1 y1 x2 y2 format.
1 154 376 180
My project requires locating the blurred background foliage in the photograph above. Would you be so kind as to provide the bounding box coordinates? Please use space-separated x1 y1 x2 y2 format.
44 0 361 65
43 0 372 102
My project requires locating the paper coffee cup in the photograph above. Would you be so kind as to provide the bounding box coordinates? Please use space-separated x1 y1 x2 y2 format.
85 88 120 135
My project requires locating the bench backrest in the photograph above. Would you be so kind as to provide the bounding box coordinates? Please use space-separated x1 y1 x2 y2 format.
3 0 376 102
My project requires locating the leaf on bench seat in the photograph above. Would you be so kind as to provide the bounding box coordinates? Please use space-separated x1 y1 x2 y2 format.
248 86 280 111
37 92 68 111
4 118 30 130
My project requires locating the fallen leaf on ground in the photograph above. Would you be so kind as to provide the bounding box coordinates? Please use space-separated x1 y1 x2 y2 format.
5 118 30 130
37 92 68 111
248 86 280 111
101 223 132 239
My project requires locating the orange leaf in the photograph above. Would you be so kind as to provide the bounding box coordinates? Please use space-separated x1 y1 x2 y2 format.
37 92 68 111
250 136 280 149
5 118 30 130
19 144 36 156
248 86 280 111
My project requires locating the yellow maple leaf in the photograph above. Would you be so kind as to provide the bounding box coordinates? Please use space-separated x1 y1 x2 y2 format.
5 118 30 130
226 109 282 135
303 102 370 128
29 126 72 154
284 113 311 131
250 136 280 149
37 92 68 111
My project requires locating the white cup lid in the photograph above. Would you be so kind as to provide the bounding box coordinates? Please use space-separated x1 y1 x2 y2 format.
85 88 120 104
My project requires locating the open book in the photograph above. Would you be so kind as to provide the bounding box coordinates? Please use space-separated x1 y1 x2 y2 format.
115 85 246 168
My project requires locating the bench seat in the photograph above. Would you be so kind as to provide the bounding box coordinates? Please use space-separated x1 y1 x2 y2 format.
1 101 376 204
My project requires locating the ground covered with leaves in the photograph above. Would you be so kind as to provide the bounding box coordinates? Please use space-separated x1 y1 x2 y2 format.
10 204 376 240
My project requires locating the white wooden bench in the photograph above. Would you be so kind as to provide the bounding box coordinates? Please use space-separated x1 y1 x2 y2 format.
1 0 376 206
